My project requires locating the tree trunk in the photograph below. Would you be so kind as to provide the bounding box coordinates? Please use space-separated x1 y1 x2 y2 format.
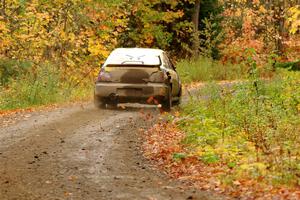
0 0 7 20
192 0 200 57
274 0 287 57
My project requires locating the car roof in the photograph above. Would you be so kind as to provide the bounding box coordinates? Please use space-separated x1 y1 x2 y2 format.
104 48 164 66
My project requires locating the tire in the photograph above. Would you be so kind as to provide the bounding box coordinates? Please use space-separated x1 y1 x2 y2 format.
173 87 182 106
162 86 172 112
94 95 106 109
173 97 181 106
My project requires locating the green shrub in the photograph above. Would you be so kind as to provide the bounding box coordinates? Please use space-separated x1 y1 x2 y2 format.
0 59 33 86
275 60 300 71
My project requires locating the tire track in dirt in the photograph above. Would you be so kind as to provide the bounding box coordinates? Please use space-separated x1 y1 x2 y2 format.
0 103 225 200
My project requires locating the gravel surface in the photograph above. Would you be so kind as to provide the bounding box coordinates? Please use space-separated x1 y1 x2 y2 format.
0 102 225 200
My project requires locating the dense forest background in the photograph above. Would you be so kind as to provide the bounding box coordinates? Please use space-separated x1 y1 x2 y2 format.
0 0 299 109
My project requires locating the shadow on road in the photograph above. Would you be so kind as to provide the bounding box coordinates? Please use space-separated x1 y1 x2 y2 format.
98 103 160 112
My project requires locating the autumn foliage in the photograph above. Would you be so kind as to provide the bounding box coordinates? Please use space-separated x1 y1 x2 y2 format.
143 121 300 199
0 0 299 87
144 68 300 199
220 1 299 65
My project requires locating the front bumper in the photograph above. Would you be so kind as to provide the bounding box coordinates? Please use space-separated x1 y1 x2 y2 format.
94 82 169 103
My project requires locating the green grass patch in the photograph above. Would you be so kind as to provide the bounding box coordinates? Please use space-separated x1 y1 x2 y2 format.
0 62 93 111
176 57 249 83
176 69 300 186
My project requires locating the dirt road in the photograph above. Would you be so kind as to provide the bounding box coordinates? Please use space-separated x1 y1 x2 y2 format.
0 103 224 200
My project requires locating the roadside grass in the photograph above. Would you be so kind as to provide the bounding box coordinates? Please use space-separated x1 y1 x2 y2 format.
0 56 251 112
176 57 249 83
176 69 300 187
176 57 275 84
0 62 94 111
